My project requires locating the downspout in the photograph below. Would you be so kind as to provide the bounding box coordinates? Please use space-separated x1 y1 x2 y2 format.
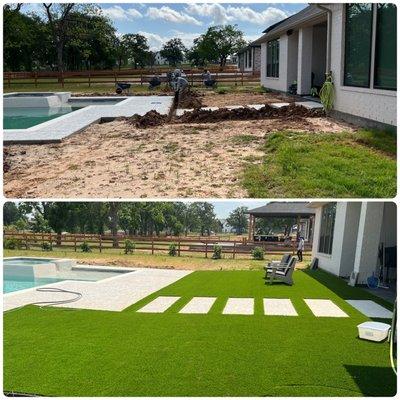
315 3 332 73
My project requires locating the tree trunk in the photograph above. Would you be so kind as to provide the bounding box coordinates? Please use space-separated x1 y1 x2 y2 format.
109 203 119 248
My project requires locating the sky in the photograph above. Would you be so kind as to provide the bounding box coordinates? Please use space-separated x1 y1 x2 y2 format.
209 200 266 219
21 2 307 51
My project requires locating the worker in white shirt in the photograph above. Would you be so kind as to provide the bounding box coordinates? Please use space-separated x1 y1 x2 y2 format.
297 236 304 262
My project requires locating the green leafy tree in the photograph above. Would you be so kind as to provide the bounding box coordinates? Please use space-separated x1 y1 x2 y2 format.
160 38 186 66
226 206 249 235
4 202 22 225
122 33 150 69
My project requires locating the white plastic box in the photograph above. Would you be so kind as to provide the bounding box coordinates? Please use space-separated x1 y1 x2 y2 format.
357 321 391 342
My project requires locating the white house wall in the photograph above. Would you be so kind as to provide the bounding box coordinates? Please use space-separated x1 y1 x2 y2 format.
328 4 396 126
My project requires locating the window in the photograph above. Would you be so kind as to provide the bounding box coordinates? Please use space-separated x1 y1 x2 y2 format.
248 49 252 68
374 4 396 90
318 203 336 255
266 39 279 77
344 4 397 90
344 4 373 87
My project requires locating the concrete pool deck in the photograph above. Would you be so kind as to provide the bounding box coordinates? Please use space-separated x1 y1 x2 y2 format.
4 96 174 144
4 267 192 312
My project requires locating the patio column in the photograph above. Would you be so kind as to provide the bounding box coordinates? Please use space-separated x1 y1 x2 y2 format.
297 26 313 95
353 202 384 284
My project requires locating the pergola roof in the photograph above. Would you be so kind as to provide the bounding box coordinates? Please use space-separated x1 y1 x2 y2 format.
247 202 315 218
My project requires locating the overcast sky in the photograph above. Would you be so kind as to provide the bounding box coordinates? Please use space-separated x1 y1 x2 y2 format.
22 2 306 51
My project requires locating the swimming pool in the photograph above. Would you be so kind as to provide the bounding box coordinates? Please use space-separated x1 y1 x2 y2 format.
3 94 126 129
3 258 129 294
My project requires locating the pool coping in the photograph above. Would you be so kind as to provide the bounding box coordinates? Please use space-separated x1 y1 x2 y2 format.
4 95 174 144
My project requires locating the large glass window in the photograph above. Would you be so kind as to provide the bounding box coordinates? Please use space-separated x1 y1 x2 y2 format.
266 39 279 77
318 203 336 255
344 4 373 87
248 49 252 68
374 3 396 90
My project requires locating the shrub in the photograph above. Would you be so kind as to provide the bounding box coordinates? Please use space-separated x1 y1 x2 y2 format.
41 241 53 251
124 239 135 254
212 244 222 259
4 238 22 250
80 241 92 253
168 243 177 256
252 246 264 260
215 86 230 95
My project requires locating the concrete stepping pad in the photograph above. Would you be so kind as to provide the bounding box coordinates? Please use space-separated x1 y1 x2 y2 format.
346 300 393 318
179 297 217 314
295 101 323 109
263 298 298 316
223 298 254 315
270 102 290 109
304 299 349 317
137 296 180 313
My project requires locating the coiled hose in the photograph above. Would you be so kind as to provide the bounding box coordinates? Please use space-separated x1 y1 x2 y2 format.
5 287 82 314
319 73 334 111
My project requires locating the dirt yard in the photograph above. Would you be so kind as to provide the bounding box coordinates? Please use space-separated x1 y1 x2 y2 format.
200 91 293 107
4 115 352 198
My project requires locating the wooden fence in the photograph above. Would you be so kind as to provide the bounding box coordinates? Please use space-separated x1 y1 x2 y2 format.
4 231 311 259
4 68 260 88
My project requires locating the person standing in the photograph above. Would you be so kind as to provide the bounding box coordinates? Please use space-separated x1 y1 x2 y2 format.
297 236 304 262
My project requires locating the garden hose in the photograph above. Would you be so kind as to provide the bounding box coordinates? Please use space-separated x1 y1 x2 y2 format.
319 73 334 111
4 287 82 314
389 298 397 375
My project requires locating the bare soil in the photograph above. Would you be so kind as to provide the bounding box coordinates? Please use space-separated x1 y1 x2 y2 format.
201 91 293 107
4 116 353 198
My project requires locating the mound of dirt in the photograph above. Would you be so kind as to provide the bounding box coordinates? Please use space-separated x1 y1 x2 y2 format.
178 89 203 109
177 103 324 123
3 149 11 173
126 110 168 128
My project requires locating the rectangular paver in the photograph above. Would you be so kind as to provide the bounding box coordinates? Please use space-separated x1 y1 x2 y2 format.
137 296 181 313
263 298 298 316
346 300 393 318
179 297 216 314
223 298 254 315
304 299 349 317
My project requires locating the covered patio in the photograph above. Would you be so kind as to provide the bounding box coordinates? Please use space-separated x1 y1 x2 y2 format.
247 202 315 242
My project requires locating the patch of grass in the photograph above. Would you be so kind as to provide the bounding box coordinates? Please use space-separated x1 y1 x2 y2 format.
231 134 259 145
242 130 396 198
353 129 396 156
4 270 395 396
163 142 179 153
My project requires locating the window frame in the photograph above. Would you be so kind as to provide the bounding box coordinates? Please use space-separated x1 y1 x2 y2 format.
318 203 337 255
343 3 396 91
266 39 279 78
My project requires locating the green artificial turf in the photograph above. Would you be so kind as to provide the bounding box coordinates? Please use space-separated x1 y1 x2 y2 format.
242 130 397 198
4 269 396 396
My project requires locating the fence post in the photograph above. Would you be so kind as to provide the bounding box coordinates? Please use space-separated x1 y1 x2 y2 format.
151 239 154 255
74 235 77 252
235 71 237 87
88 71 91 88
205 242 208 258
178 240 181 257
8 73 11 88
140 73 143 85
34 72 38 88
99 235 102 253
233 242 236 259
241 72 244 86
24 233 28 250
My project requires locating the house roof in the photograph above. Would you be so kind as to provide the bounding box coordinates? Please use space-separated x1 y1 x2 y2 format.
237 43 261 55
253 4 327 44
247 202 315 218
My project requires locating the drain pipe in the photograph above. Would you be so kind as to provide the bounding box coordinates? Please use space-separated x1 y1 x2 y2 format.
315 4 332 74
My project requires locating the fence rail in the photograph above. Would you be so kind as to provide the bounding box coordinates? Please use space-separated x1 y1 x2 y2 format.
4 231 311 259
4 68 260 88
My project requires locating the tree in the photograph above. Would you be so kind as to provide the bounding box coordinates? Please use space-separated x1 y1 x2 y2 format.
191 25 246 68
160 38 186 67
122 33 150 69
226 206 249 235
108 202 119 247
4 202 22 225
191 202 217 236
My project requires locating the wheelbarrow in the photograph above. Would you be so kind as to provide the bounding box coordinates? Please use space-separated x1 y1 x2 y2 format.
115 82 131 94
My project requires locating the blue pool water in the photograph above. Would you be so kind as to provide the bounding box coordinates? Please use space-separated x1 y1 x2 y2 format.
3 257 128 294
4 107 82 129
4 277 65 293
